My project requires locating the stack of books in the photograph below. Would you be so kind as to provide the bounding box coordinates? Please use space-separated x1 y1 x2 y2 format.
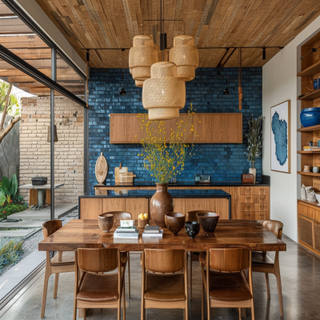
303 146 320 151
142 225 163 239
113 226 139 240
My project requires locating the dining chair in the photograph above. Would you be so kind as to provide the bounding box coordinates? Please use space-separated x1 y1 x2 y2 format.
107 211 133 298
73 248 126 320
252 220 284 317
186 210 210 300
141 249 188 320
200 247 254 320
41 220 75 318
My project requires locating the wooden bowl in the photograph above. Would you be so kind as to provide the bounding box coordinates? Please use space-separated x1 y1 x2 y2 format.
138 218 149 229
187 210 210 221
196 211 220 234
98 213 114 232
165 212 185 235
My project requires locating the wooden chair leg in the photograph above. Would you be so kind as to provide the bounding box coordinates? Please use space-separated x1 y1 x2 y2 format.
251 299 255 320
128 253 131 299
190 252 192 300
275 266 284 317
265 273 270 299
201 282 204 320
238 308 242 320
40 269 51 318
53 273 59 298
117 298 121 320
123 277 126 320
73 298 77 320
83 309 86 320
141 297 145 320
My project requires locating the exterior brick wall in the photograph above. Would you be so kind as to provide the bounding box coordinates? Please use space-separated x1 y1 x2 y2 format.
19 96 84 204
88 67 262 194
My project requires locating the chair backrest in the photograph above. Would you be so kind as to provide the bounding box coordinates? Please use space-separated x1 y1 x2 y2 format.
187 210 209 221
106 211 132 220
42 220 62 239
209 247 250 272
263 220 283 239
77 248 118 273
144 249 185 273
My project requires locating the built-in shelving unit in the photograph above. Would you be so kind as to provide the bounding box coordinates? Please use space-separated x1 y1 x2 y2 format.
297 32 320 257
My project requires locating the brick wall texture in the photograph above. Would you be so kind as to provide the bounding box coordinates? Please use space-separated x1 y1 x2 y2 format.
19 96 84 204
88 68 262 195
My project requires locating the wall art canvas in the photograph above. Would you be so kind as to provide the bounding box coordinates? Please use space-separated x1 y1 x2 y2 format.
271 100 290 173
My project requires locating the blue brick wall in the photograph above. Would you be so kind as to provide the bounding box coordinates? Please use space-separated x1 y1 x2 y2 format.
88 68 262 194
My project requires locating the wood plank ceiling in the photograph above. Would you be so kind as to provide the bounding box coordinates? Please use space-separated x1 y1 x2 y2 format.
0 0 85 96
35 0 320 69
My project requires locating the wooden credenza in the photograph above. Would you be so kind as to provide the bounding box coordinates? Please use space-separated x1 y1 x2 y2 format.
110 113 243 144
93 185 270 220
79 196 230 220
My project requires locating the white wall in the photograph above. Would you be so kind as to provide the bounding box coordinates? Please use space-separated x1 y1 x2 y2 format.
262 16 320 242
13 0 87 76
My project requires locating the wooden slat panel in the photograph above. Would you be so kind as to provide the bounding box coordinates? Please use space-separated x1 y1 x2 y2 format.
173 198 186 214
298 215 314 247
79 198 103 219
102 198 126 213
125 198 149 220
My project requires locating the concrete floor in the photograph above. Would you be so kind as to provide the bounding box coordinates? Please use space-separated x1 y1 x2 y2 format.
1 235 320 320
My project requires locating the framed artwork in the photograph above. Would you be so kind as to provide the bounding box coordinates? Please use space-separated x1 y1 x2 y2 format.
270 100 290 173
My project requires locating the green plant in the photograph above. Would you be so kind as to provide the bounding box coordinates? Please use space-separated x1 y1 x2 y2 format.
1 174 18 205
245 116 263 162
0 82 19 116
0 203 27 219
0 239 24 270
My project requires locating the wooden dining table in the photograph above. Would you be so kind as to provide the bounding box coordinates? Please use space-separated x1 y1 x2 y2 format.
38 219 286 252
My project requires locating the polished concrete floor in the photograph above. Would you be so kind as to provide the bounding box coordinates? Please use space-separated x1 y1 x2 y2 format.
1 235 320 320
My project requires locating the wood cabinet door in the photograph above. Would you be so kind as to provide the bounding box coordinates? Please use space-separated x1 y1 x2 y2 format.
205 198 229 219
126 114 144 143
226 113 242 143
110 114 126 143
102 198 126 213
211 114 226 143
125 198 149 219
79 198 103 219
173 198 186 214
185 198 208 212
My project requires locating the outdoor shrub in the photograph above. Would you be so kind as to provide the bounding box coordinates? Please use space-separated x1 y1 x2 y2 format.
0 204 27 219
0 239 24 271
1 174 18 204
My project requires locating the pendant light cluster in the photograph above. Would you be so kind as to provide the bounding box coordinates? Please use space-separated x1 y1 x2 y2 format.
129 34 199 120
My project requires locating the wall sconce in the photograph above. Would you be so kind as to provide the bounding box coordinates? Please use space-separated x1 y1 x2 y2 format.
223 79 229 96
47 125 58 142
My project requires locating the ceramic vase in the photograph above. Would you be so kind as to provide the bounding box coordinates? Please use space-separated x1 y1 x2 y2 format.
150 183 173 227
249 161 256 184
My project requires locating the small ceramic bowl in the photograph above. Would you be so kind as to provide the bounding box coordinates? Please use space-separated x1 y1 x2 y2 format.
196 211 220 234
185 221 200 239
98 213 114 232
313 167 319 173
138 218 149 229
187 210 210 221
165 212 185 235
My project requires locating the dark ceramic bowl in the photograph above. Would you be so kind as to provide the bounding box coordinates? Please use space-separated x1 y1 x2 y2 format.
196 211 220 234
300 107 320 127
98 213 114 232
187 210 210 222
185 221 200 239
165 212 185 235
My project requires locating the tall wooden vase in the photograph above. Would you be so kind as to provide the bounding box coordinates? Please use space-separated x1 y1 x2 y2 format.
150 183 173 228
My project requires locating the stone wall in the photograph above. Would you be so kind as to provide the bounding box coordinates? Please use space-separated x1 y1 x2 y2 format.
19 96 84 204
88 68 262 194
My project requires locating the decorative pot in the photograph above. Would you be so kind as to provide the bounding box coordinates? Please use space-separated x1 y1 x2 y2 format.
249 161 256 184
300 107 320 127
150 183 173 228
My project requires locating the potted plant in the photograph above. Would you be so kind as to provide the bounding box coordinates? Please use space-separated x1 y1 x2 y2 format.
245 116 263 184
137 105 197 226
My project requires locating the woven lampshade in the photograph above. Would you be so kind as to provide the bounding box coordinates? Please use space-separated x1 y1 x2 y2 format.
135 80 143 87
142 61 186 120
169 35 199 81
129 35 159 83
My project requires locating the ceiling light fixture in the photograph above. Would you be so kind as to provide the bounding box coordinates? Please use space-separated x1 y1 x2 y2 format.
223 77 229 96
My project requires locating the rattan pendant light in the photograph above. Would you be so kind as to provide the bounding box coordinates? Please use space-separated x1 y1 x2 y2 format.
169 35 199 81
143 61 186 120
129 35 159 87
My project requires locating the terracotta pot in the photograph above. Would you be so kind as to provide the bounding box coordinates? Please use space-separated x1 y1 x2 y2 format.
150 183 173 227
138 218 149 229
98 213 114 232
165 212 185 235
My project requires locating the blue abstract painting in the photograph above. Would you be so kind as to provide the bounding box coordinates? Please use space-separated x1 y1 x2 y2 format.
271 100 290 173
271 111 288 165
